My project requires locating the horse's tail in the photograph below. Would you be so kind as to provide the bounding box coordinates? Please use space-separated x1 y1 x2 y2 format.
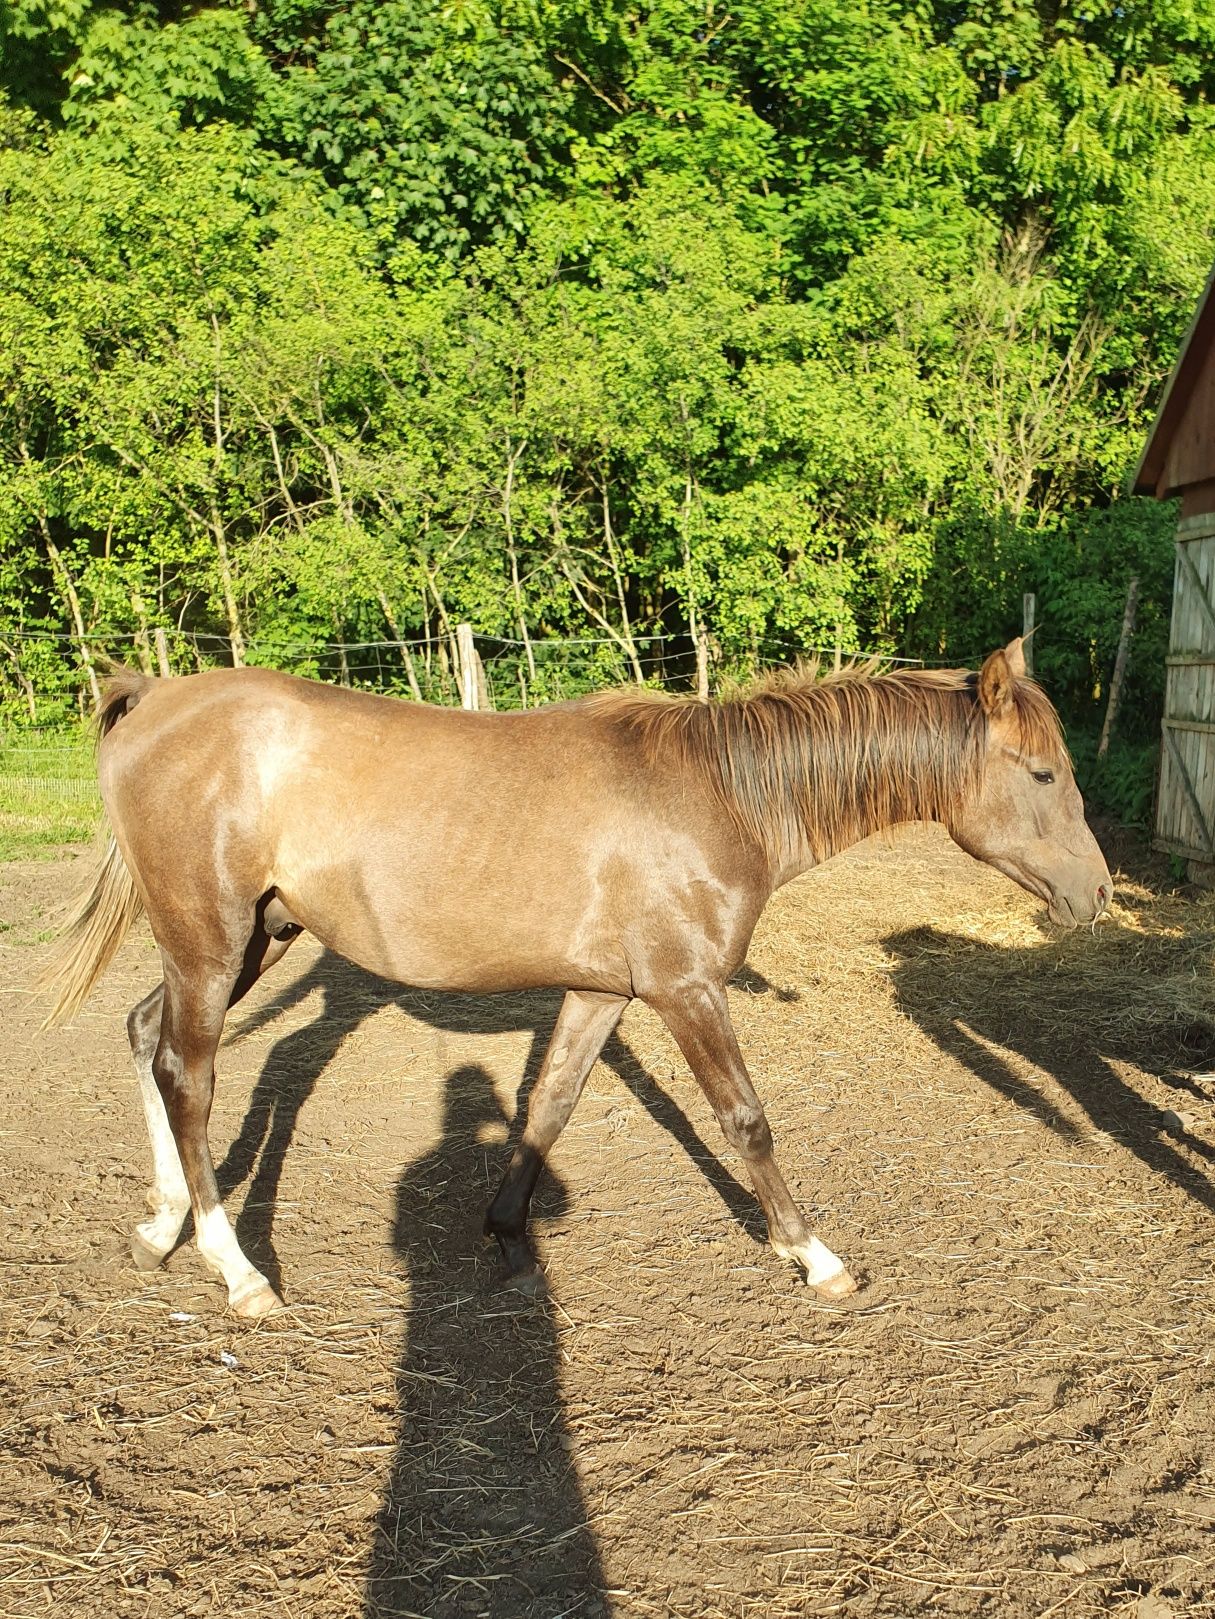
38 668 153 1027
94 666 151 740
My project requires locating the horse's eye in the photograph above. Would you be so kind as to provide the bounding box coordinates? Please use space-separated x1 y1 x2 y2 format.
1031 768 1055 785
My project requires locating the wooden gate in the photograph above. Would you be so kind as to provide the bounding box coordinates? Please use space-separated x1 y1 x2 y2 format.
1156 511 1215 865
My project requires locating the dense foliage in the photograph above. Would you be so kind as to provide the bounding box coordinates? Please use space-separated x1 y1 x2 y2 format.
1 0 1211 812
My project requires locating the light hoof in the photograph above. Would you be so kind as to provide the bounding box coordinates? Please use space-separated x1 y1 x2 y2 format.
772 1235 859 1298
813 1266 859 1300
229 1278 284 1319
130 1231 168 1272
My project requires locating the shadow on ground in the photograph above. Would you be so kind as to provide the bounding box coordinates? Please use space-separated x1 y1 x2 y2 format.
883 919 1215 1215
367 1060 607 1618
212 949 781 1616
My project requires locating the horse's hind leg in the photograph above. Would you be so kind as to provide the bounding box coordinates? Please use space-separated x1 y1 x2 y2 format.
485 989 628 1286
151 951 282 1318
649 982 858 1299
127 983 191 1271
127 918 297 1306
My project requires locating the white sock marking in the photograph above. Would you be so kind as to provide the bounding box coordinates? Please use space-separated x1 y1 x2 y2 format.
134 1055 189 1257
798 1236 847 1286
774 1234 849 1286
196 1205 271 1307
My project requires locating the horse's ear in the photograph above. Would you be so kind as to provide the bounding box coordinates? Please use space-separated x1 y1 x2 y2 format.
1004 636 1028 679
978 646 1015 716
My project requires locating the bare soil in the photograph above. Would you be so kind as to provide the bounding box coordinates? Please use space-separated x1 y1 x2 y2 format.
3 826 1215 1619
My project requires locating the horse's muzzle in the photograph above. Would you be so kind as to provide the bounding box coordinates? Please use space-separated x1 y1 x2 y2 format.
1047 877 1113 929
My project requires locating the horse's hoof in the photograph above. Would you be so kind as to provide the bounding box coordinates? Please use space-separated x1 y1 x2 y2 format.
506 1263 548 1298
813 1267 859 1300
130 1232 166 1272
230 1280 284 1320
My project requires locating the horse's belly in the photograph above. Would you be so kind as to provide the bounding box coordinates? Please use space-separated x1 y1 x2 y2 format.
267 751 738 997
275 849 633 996
311 911 630 996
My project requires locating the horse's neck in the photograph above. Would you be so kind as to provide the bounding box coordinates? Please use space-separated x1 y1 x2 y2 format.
763 694 965 887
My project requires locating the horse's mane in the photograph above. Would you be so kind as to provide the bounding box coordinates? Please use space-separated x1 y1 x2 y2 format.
588 660 1067 864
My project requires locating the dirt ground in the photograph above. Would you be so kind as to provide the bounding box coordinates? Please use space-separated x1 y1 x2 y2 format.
3 825 1215 1619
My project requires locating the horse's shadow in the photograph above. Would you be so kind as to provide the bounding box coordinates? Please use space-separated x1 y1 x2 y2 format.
217 951 763 1292
213 948 779 1617
882 920 1215 1215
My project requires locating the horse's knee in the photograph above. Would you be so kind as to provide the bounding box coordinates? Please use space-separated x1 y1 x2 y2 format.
722 1102 773 1161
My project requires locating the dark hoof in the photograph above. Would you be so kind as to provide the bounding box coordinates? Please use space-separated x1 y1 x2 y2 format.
130 1232 166 1272
505 1263 548 1298
490 1226 539 1273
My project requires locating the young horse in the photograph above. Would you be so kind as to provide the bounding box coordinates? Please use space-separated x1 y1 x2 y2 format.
41 638 1111 1317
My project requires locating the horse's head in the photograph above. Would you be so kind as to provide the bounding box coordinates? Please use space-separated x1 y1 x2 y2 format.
951 639 1113 928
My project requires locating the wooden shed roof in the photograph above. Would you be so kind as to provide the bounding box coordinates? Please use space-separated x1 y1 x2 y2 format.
1133 259 1215 498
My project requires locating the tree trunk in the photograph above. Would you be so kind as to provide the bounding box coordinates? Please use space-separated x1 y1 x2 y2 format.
503 441 536 682
206 316 245 666
334 613 351 687
210 509 246 666
600 477 643 684
834 536 845 672
559 500 643 684
424 571 462 697
17 441 101 708
679 470 715 697
0 639 38 722
377 590 424 701
45 536 101 707
129 591 154 676
1097 576 1139 761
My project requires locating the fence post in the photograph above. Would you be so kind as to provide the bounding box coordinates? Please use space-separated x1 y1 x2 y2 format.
153 627 171 679
696 626 710 702
457 623 478 711
1022 593 1036 676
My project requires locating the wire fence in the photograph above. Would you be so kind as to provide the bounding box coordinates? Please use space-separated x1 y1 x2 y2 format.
0 625 934 854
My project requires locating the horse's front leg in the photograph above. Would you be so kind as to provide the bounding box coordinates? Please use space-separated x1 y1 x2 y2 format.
485 988 628 1287
647 982 857 1298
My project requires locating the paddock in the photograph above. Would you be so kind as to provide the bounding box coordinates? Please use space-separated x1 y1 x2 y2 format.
3 825 1213 1619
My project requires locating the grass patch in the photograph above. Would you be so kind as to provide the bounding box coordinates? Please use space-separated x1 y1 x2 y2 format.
0 735 100 859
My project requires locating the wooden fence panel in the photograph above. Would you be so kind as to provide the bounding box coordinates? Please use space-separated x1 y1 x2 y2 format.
1156 515 1215 864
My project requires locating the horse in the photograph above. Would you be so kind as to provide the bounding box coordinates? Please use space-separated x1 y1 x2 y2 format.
39 637 1112 1318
